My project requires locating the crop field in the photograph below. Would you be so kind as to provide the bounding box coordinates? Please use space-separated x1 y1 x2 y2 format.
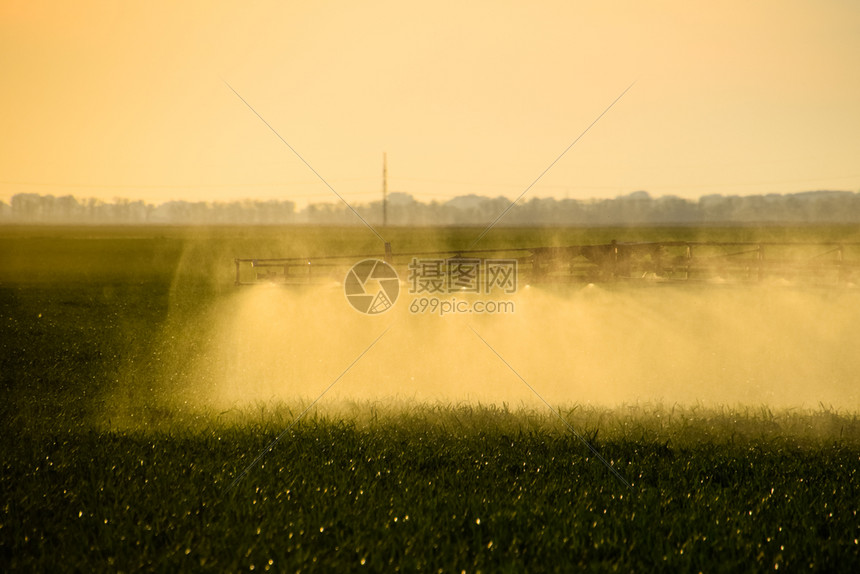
1 224 860 572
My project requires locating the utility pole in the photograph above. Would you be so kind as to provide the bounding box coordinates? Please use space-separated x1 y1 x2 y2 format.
382 152 388 228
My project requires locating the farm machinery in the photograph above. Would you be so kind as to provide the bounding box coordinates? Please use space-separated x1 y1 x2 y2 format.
234 240 860 287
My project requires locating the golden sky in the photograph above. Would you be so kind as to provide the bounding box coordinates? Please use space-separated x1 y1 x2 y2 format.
1 0 859 206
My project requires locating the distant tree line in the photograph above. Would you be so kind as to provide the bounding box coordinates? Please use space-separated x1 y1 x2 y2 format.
2 190 859 226
0 194 297 225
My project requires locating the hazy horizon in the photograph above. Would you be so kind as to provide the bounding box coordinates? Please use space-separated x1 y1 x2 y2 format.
6 188 860 227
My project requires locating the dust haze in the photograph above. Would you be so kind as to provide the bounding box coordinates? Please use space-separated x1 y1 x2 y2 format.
106 230 860 427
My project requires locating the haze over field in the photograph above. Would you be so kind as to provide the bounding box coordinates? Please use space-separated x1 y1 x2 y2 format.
2 1 859 209
45 225 849 426
155 282 860 415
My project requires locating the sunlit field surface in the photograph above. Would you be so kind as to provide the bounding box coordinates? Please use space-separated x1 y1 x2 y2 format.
2 225 859 572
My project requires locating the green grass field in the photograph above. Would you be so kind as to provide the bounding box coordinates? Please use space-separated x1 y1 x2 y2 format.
1 225 859 572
